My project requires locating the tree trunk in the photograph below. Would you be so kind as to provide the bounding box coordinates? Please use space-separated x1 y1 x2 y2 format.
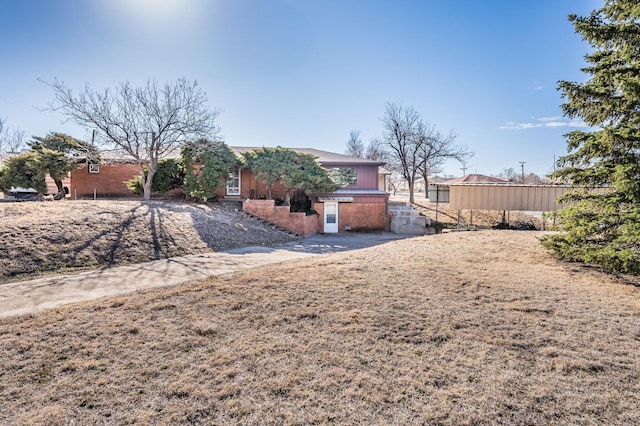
142 167 154 201
408 177 415 204
283 190 291 206
53 177 65 200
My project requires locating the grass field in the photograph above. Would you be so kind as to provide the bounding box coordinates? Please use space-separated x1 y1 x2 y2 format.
1 227 639 424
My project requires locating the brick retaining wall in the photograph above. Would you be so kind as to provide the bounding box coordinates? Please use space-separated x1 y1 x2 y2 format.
242 199 319 236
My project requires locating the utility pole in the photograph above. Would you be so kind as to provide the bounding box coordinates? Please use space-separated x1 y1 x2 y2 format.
519 161 526 182
460 163 468 175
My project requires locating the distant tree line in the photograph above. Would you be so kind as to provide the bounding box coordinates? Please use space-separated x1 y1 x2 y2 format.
497 168 548 185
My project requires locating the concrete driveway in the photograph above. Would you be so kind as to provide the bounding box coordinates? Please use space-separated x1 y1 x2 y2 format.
0 232 414 318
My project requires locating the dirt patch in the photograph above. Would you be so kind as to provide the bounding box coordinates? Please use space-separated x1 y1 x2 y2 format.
0 200 297 282
1 231 639 424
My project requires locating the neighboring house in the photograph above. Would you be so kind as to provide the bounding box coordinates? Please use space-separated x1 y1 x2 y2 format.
67 146 390 234
439 174 510 184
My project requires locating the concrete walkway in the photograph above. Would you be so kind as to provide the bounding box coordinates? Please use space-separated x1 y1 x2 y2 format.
0 232 413 318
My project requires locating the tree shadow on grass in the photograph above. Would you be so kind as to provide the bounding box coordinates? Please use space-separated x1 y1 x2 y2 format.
73 203 148 264
147 204 179 260
38 202 177 267
9 200 298 282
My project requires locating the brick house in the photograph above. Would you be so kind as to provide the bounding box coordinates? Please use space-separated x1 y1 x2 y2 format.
223 148 390 234
69 162 140 199
68 147 390 234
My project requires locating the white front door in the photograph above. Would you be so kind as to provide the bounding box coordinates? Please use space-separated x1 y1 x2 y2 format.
323 202 339 233
226 168 241 196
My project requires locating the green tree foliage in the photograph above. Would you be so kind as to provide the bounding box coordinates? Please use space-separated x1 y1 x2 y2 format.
279 152 337 204
242 147 336 205
182 139 239 201
151 158 184 194
541 1 640 274
0 151 46 194
125 158 184 196
0 133 98 199
330 167 358 186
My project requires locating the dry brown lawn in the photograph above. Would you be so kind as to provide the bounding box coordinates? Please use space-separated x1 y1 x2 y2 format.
1 229 640 424
0 200 296 282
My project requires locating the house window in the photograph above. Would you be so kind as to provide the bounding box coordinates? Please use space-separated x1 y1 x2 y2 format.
330 167 357 186
89 164 100 174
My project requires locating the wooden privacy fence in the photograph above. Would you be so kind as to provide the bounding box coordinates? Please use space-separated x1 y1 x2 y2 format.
447 184 604 212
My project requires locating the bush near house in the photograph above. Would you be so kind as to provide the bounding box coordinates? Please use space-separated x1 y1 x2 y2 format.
125 158 184 196
242 147 336 205
124 140 238 202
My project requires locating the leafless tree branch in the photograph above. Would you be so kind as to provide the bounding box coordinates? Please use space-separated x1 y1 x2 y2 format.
41 78 221 200
379 101 472 203
345 130 364 158
0 118 27 154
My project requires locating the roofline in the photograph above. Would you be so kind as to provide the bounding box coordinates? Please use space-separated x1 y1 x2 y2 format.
230 146 386 166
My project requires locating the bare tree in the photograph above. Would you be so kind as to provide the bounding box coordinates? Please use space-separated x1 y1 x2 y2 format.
345 130 364 158
0 119 27 154
499 168 547 184
386 170 404 195
416 127 471 198
524 172 546 185
380 102 472 202
43 78 221 201
365 137 386 161
4 127 26 153
499 167 519 183
379 102 424 204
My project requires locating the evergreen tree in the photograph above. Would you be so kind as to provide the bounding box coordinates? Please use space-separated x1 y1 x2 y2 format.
29 133 99 199
0 151 46 194
181 139 238 201
0 132 98 199
242 147 336 205
542 1 640 273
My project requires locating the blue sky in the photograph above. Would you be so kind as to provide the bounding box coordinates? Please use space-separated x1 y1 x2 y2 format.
0 0 601 177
